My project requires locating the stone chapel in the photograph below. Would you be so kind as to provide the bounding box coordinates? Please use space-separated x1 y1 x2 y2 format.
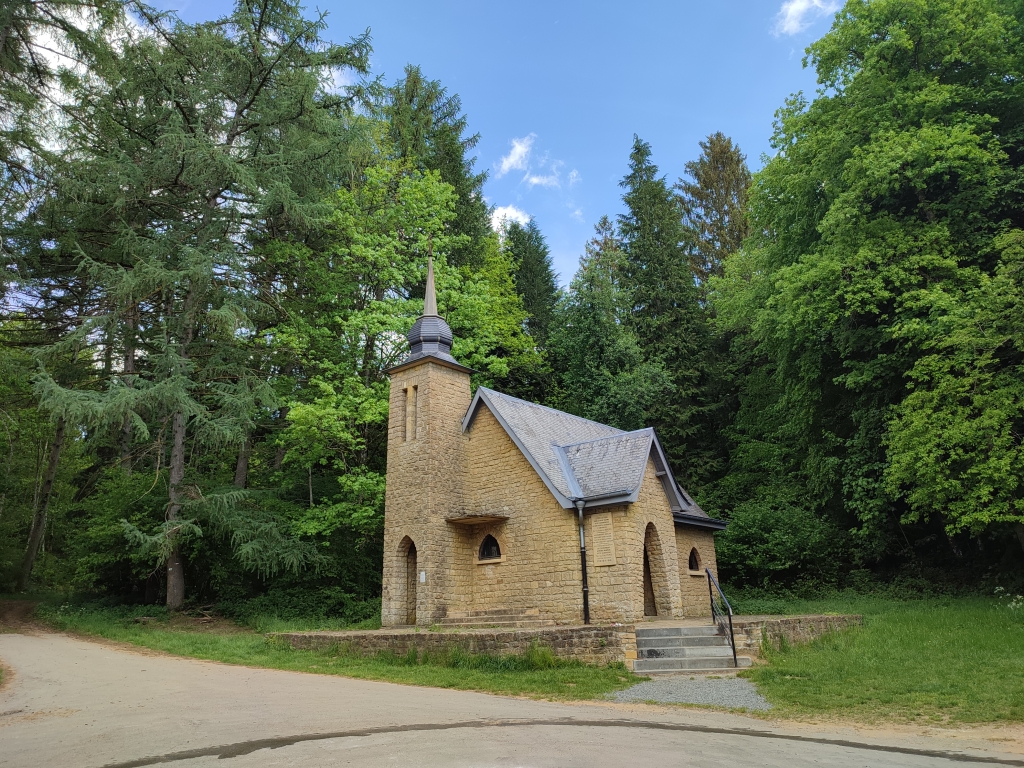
381 260 726 627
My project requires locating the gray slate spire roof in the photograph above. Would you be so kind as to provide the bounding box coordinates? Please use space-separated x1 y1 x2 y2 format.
463 388 722 529
395 257 467 371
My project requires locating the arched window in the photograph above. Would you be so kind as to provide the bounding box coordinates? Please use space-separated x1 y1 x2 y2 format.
479 534 501 561
688 548 701 572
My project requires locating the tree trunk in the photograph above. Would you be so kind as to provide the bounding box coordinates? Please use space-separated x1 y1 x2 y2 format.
233 433 251 489
1015 523 1024 555
18 417 66 591
119 305 137 472
165 410 187 610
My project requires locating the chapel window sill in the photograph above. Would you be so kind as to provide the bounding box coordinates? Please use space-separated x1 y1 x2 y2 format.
477 557 505 565
687 570 705 577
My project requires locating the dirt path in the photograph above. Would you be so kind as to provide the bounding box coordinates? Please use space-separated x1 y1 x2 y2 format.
1 629 1022 768
0 600 41 633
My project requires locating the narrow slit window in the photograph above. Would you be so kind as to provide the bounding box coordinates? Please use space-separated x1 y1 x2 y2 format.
411 385 418 439
478 535 501 561
405 385 418 441
688 548 701 571
401 387 408 441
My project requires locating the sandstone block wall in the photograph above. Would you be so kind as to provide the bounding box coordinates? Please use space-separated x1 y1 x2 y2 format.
277 625 638 667
730 614 864 656
382 361 472 626
673 528 719 617
459 406 582 623
382 355 722 627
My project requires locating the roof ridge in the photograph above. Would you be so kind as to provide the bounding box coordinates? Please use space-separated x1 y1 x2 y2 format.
476 387 625 435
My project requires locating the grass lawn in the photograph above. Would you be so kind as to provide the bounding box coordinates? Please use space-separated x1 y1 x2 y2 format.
730 594 1024 725
23 601 640 702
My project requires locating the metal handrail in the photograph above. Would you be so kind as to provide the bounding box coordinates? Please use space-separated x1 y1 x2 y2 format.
706 567 738 667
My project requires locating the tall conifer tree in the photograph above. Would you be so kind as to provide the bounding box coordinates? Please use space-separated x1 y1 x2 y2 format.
378 66 490 269
548 217 670 429
618 136 713 485
675 132 751 291
30 0 370 608
504 219 559 345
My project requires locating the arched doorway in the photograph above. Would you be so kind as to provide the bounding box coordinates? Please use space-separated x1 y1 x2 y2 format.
642 522 670 618
643 548 657 616
401 538 417 625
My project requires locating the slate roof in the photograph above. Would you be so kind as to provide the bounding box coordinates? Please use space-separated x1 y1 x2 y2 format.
559 430 655 499
463 388 720 528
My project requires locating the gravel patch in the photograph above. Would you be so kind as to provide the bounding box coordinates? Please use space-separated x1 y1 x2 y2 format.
613 676 772 711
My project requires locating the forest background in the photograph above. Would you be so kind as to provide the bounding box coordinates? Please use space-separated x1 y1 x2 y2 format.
2 0 1023 619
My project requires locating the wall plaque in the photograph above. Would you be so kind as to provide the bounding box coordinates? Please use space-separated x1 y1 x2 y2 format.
591 511 616 566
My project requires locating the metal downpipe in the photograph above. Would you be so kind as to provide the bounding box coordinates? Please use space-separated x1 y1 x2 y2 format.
576 500 590 625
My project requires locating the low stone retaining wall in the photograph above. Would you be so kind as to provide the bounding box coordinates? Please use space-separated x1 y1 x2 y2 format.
275 624 638 668
274 614 859 669
729 614 863 657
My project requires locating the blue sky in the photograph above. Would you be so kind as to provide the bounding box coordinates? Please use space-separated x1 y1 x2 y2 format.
154 0 841 284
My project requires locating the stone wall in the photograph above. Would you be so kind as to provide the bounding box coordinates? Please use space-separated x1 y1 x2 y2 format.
673 528 718 618
729 614 863 656
382 356 722 627
276 625 638 668
382 360 472 627
460 405 582 623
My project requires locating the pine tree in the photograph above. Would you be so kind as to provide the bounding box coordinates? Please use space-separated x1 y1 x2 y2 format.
28 0 370 608
548 217 670 429
618 136 714 485
504 219 559 345
378 65 490 269
675 132 751 291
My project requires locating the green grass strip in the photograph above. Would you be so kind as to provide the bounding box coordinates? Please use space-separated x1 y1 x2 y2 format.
737 596 1024 724
34 603 639 701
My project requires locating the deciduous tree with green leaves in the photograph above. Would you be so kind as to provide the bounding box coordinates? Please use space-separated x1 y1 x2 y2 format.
713 0 1024 568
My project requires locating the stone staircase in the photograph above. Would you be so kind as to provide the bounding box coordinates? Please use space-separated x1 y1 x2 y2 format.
436 608 556 629
633 624 753 674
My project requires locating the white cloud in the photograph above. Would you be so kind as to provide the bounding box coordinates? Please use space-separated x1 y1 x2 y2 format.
773 0 839 35
525 173 560 188
570 208 584 222
490 204 531 232
568 169 581 187
496 134 535 177
524 158 563 188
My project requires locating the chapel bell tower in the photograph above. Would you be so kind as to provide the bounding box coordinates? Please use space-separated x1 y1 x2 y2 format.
381 258 472 626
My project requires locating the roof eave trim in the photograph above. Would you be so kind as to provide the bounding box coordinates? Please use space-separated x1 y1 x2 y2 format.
578 491 635 508
673 512 727 531
463 388 576 509
387 353 474 376
649 433 700 514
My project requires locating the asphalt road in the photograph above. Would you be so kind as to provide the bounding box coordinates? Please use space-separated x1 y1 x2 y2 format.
0 630 1020 768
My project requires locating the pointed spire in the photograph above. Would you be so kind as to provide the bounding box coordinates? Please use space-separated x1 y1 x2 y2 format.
423 257 438 316
399 255 458 367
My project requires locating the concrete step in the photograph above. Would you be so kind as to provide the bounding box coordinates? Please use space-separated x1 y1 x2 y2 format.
635 625 721 639
633 655 753 673
636 635 729 649
638 645 734 659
